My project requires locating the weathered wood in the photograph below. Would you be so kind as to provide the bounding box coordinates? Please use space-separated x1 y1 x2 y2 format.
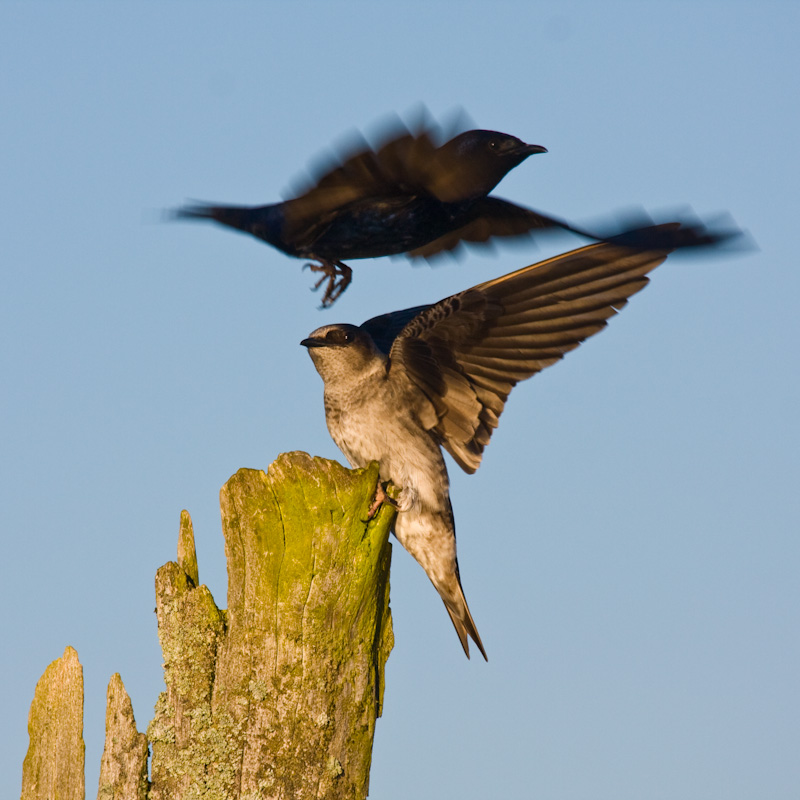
21 646 86 800
176 509 199 586
147 550 228 798
148 451 395 799
97 674 149 800
21 452 394 800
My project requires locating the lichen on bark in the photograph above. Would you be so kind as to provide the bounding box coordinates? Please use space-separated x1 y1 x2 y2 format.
21 452 394 800
97 673 149 800
149 452 394 799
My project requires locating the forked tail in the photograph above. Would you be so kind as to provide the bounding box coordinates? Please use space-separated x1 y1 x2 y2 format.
441 578 487 661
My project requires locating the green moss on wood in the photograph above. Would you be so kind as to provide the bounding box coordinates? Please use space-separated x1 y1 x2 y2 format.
149 452 394 799
22 452 394 800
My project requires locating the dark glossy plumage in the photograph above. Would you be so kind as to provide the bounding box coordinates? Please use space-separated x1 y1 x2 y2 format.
175 121 589 306
301 222 737 658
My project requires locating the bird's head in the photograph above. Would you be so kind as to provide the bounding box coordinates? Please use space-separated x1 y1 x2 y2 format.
456 130 547 160
301 324 386 385
433 130 547 200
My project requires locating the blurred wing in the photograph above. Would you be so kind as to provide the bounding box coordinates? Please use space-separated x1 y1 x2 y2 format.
406 197 587 259
282 120 441 239
389 229 681 473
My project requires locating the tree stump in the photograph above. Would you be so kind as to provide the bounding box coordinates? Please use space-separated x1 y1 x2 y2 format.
21 452 395 800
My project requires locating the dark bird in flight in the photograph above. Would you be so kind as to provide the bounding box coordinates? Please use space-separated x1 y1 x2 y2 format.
175 120 594 306
301 222 737 659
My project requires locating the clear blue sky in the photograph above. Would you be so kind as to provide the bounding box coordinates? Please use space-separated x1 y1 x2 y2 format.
2 2 798 798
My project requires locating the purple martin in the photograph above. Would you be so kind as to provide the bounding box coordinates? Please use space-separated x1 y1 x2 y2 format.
175 119 591 306
301 223 735 659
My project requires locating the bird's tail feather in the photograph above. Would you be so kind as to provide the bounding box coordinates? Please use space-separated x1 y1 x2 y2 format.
441 581 487 662
173 202 255 233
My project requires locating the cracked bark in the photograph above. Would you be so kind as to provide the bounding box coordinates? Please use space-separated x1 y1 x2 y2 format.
20 452 394 800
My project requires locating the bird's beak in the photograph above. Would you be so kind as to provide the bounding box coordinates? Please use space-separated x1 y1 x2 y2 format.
300 337 325 348
524 143 548 156
503 141 548 160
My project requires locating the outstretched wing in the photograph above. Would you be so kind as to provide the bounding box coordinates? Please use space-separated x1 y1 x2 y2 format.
388 226 686 473
405 196 593 259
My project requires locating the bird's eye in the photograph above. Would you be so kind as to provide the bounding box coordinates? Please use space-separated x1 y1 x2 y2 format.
325 328 353 345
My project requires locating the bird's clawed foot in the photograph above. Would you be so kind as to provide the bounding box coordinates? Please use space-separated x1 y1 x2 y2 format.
364 481 414 521
365 480 397 521
304 260 353 307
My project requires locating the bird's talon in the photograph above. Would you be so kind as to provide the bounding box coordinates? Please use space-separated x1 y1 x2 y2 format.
365 481 399 520
305 261 352 307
